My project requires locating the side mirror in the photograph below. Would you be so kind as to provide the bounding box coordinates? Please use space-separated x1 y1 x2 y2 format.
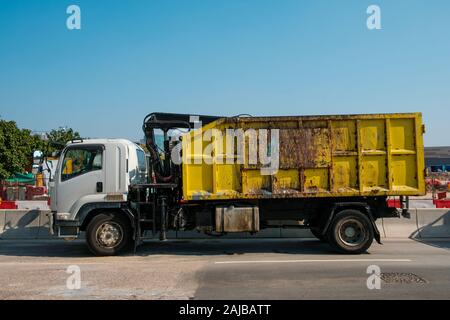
33 150 44 164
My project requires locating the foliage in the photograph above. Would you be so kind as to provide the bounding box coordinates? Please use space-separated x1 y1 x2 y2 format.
0 120 81 179
46 127 81 152
0 119 45 179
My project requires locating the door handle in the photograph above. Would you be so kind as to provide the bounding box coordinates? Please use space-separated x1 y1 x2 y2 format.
96 182 103 193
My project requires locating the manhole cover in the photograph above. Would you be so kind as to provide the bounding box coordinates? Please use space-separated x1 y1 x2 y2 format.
381 272 427 284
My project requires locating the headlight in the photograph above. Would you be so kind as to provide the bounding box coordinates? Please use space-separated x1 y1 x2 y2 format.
56 212 71 220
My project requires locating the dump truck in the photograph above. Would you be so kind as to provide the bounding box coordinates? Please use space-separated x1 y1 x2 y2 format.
49 112 426 255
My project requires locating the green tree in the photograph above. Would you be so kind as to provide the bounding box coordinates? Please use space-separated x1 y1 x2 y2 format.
46 127 81 151
0 119 44 179
0 120 81 179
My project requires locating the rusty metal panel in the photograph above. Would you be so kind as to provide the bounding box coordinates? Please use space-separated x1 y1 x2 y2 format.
279 128 331 169
215 206 259 232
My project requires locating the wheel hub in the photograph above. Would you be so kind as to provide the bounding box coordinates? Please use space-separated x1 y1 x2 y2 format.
344 226 356 238
96 222 123 248
338 219 365 247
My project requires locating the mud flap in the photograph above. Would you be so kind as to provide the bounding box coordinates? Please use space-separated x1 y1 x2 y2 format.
122 208 140 254
367 212 382 245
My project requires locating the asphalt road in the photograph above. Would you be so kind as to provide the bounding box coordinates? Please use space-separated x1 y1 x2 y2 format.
0 238 449 299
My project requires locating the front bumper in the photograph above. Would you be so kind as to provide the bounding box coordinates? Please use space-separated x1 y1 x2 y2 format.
50 212 81 238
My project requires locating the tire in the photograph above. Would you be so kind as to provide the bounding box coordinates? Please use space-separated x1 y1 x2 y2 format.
86 213 132 256
327 209 374 254
310 227 327 242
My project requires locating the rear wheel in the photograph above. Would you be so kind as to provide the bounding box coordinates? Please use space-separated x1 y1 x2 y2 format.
86 213 132 256
327 209 374 254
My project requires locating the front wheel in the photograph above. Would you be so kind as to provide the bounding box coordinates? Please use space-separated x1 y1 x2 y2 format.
86 213 132 256
327 209 374 254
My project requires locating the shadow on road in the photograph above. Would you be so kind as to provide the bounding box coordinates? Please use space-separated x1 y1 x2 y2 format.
136 239 343 257
0 238 350 258
410 239 450 250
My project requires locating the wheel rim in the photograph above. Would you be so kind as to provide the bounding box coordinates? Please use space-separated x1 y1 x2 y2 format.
95 222 124 249
338 218 366 247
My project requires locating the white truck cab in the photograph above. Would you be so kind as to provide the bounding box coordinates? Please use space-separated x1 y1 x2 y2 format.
50 139 147 244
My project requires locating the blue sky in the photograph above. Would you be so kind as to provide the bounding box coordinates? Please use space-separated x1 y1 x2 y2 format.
0 0 449 146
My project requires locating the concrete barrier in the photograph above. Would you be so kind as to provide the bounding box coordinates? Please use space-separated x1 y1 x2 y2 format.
37 210 54 239
1 208 449 240
2 209 41 239
416 208 450 239
409 199 435 209
16 200 49 211
379 209 420 239
0 210 5 238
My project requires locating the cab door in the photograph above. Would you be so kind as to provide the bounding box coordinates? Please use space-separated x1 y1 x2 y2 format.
55 144 105 215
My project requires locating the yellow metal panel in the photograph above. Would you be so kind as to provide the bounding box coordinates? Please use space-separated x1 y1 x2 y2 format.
242 169 270 195
331 120 356 152
332 156 358 191
181 112 426 200
415 114 426 195
392 155 418 191
359 120 386 151
273 169 299 193
215 164 241 194
304 168 329 192
390 118 415 151
385 119 393 191
185 164 213 196
361 155 388 191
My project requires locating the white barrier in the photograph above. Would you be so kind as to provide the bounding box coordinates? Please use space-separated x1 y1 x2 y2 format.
15 200 49 211
2 210 41 239
0 210 5 237
37 211 54 239
409 199 436 209
379 209 420 239
416 208 450 238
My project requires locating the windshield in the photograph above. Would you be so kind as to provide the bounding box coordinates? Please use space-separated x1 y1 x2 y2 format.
61 146 103 181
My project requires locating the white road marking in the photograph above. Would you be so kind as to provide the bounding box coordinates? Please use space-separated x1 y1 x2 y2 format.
0 262 114 266
0 258 167 267
215 259 412 265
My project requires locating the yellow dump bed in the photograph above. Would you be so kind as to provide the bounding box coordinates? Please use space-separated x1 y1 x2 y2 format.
181 113 425 200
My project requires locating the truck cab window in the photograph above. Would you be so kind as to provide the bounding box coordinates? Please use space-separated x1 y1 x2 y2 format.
136 149 147 173
61 147 103 181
